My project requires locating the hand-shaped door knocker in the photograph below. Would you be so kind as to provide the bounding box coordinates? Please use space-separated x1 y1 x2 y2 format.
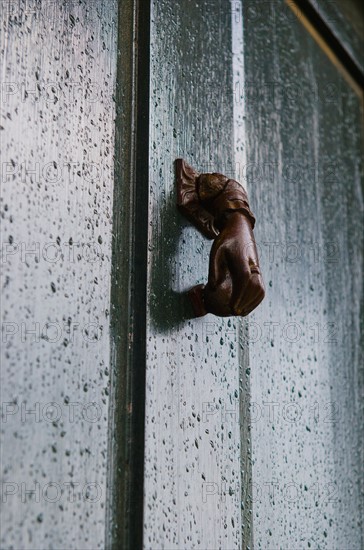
176 158 265 317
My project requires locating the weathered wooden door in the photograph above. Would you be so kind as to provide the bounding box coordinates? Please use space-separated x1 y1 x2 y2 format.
1 1 363 549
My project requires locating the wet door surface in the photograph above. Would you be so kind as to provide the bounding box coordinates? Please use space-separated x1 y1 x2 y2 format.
141 1 363 549
1 1 363 550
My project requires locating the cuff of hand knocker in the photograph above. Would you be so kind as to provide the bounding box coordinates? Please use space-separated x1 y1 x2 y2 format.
197 175 256 231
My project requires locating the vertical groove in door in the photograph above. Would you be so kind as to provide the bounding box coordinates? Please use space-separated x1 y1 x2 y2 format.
107 0 150 548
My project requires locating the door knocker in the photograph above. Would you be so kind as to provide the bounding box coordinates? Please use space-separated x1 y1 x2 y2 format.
176 158 265 317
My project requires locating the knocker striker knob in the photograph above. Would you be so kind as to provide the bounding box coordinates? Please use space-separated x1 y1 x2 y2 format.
175 158 265 318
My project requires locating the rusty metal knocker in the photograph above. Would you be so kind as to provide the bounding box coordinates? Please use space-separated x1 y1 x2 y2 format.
176 158 265 317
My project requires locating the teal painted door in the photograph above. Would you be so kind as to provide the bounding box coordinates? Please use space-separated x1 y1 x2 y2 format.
140 1 363 549
1 1 363 549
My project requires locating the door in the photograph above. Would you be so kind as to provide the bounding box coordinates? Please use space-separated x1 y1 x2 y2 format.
1 1 363 549
128 0 363 548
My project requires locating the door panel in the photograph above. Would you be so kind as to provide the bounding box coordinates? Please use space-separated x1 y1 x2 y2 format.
243 2 363 548
1 2 118 549
144 1 251 548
